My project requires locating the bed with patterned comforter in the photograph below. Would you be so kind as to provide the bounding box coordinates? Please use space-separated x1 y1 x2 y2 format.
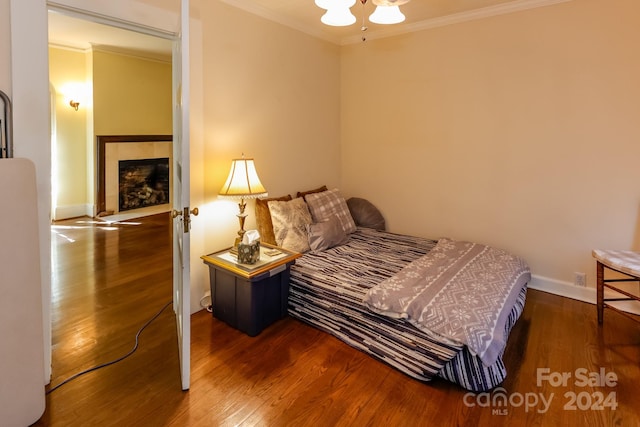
288 227 529 392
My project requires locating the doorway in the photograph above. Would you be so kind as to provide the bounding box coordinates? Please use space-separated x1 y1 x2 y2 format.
47 8 177 390
48 10 174 222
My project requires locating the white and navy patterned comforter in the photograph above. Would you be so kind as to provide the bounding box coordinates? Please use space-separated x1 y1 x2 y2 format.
364 238 531 367
288 228 528 392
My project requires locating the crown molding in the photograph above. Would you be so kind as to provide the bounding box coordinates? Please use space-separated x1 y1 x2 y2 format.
48 42 89 53
218 0 343 45
91 44 172 63
48 42 172 63
220 0 573 46
343 0 573 45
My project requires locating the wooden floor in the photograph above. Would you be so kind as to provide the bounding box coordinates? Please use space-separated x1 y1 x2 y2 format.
34 213 639 426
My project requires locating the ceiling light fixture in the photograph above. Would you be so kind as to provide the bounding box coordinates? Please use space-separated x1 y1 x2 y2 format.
314 0 340 9
369 0 408 25
316 0 409 28
316 0 357 27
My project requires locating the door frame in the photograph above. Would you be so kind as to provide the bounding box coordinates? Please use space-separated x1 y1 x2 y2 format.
10 0 189 385
48 3 190 388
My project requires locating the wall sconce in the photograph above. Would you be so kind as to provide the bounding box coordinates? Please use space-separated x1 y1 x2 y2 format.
60 82 88 112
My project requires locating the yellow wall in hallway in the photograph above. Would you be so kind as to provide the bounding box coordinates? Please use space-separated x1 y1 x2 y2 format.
48 46 172 219
49 47 89 214
93 49 172 136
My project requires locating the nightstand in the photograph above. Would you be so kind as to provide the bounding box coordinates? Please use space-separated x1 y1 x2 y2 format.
201 244 301 336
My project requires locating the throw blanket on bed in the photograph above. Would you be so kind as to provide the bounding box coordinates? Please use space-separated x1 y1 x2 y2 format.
363 238 530 366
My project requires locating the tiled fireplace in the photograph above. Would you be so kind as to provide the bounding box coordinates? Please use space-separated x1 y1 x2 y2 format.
97 135 172 217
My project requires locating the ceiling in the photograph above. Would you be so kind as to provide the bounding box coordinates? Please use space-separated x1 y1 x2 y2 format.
48 0 567 54
217 0 566 44
48 10 173 60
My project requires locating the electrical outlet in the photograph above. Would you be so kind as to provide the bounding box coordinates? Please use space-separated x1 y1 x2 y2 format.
574 272 586 287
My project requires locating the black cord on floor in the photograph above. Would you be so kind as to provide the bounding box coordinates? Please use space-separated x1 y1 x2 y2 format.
46 300 173 394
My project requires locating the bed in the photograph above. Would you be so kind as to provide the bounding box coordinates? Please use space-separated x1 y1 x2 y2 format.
256 188 530 392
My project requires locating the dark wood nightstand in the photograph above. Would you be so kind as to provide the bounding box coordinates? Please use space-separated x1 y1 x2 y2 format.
201 244 301 336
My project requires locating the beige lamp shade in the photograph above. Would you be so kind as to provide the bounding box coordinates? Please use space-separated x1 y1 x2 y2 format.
219 158 268 199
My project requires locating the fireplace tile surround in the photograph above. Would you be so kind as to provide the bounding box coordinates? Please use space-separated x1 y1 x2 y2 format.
97 135 172 217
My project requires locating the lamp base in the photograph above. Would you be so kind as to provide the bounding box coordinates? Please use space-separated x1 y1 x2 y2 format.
227 202 248 255
229 236 243 255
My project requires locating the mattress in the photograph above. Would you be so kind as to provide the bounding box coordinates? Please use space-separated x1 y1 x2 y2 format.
288 227 527 392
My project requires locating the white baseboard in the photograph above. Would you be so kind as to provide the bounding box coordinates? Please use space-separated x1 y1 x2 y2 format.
529 274 640 316
54 204 92 220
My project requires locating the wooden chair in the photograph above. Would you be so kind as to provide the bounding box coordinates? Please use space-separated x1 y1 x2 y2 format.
592 249 640 325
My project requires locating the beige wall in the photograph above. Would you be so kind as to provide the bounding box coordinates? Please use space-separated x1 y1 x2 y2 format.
197 1 342 253
341 0 640 288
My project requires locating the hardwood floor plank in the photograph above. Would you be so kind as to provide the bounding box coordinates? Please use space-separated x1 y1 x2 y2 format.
34 215 640 426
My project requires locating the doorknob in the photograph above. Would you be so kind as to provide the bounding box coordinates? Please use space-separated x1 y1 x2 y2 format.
172 206 199 232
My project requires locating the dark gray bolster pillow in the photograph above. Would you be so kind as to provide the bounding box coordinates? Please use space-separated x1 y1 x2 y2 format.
346 197 386 231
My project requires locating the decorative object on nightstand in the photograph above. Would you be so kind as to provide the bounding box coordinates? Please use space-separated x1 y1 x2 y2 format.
592 249 640 325
237 230 261 264
219 155 268 252
201 244 301 336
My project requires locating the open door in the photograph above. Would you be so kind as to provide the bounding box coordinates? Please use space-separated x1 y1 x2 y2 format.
172 0 192 391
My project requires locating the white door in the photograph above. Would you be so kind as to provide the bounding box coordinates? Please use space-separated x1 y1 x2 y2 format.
172 0 192 391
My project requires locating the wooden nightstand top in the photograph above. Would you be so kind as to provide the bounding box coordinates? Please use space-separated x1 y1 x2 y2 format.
201 243 301 280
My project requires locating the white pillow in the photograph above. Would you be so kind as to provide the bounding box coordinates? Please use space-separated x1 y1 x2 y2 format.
267 197 313 253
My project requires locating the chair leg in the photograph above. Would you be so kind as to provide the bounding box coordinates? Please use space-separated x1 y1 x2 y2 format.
596 261 604 325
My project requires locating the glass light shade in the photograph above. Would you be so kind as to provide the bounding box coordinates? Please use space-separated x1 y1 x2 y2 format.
219 158 268 199
369 5 406 25
315 0 356 10
321 6 357 26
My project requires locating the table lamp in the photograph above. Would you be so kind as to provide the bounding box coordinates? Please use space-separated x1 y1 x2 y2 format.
219 156 268 251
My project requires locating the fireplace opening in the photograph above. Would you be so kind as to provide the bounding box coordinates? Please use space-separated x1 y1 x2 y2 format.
118 158 170 212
